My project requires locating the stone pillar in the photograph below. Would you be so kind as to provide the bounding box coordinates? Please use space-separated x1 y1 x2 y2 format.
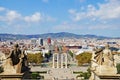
61 54 63 68
52 53 55 68
65 53 67 68
57 53 59 68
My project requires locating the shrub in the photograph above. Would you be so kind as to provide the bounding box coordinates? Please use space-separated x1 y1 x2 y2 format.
116 64 120 74
31 72 40 79
76 68 91 79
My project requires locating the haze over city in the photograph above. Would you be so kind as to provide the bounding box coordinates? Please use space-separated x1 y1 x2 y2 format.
0 0 120 37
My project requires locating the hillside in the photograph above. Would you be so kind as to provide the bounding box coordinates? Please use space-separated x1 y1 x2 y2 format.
0 32 117 40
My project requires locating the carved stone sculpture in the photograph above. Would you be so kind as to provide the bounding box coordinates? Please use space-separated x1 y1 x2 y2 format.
3 44 24 74
89 44 117 80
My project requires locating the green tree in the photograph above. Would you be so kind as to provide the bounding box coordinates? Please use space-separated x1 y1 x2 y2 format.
27 53 43 64
116 64 120 74
76 52 92 66
76 68 91 79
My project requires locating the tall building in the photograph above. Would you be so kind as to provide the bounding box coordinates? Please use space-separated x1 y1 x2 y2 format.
47 38 51 44
39 38 43 46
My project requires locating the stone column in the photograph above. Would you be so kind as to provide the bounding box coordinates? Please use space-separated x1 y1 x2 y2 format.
65 53 67 68
52 53 55 68
61 54 63 68
57 53 59 68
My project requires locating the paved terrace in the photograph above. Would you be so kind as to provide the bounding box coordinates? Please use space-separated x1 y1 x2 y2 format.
30 66 88 80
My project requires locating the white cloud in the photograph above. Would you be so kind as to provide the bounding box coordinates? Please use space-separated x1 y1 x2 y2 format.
24 12 42 23
69 0 120 21
24 12 56 23
0 7 55 24
6 10 21 22
0 7 22 23
69 9 86 21
97 0 120 19
0 7 5 11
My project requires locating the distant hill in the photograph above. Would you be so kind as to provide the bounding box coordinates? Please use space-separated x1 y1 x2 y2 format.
0 32 119 40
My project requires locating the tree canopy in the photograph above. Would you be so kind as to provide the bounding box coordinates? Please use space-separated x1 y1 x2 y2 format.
27 53 43 64
76 52 92 66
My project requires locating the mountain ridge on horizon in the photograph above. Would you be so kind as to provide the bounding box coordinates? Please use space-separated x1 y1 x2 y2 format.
0 32 119 40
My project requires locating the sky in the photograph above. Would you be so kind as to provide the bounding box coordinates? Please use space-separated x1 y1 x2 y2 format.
0 0 120 37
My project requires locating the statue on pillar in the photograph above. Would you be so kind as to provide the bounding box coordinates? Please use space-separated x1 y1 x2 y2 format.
62 46 68 53
90 44 117 80
94 44 115 67
54 46 59 53
91 45 117 77
3 44 24 74
102 45 115 66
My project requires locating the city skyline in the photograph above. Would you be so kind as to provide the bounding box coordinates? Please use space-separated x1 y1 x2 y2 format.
0 0 120 37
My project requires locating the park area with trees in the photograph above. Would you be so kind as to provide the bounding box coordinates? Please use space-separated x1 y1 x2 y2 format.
75 52 92 66
27 53 43 65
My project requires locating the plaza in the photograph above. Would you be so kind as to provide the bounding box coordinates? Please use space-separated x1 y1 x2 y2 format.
31 66 88 80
